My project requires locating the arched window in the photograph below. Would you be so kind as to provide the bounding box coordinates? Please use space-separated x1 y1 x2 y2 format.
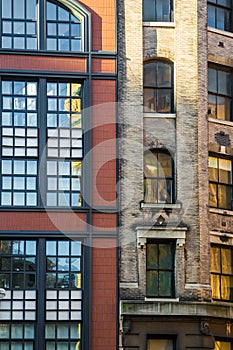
1 0 89 51
143 60 174 113
144 149 174 204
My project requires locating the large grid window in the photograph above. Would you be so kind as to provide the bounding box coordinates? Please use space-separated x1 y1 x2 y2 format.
208 0 232 32
211 245 233 301
0 78 83 208
144 150 174 204
0 238 82 350
143 0 173 22
144 60 173 113
146 241 175 298
209 156 232 210
208 67 232 121
1 0 83 51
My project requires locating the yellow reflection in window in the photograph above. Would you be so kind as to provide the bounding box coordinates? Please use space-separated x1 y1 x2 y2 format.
64 83 82 128
214 341 231 350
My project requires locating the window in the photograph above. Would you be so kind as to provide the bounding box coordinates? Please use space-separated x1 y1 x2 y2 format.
211 245 233 301
0 78 83 208
0 238 82 349
208 67 232 121
214 340 233 350
209 156 232 210
208 0 232 32
143 60 173 113
146 241 175 297
148 338 175 350
144 150 174 204
1 0 86 51
143 0 173 22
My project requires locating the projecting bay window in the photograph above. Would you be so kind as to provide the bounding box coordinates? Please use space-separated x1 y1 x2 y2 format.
208 0 232 32
1 0 85 52
211 245 233 301
208 67 232 121
143 0 174 22
146 241 175 298
144 150 174 204
0 78 83 208
209 156 232 210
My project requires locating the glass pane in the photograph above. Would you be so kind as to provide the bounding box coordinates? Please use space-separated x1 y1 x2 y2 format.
159 271 172 296
45 324 56 339
159 244 172 269
144 63 156 87
13 0 25 19
208 157 218 181
144 152 157 177
158 153 172 176
144 178 157 203
157 89 171 112
156 0 171 22
221 275 232 300
219 159 231 184
2 0 12 18
208 94 217 118
211 247 221 273
46 241 57 256
208 68 217 93
147 270 158 296
214 342 231 350
218 70 231 96
148 339 173 350
218 184 231 209
71 241 81 256
58 241 69 256
12 324 23 338
157 62 171 87
143 0 156 21
222 248 233 274
26 0 36 20
147 244 158 269
57 325 69 338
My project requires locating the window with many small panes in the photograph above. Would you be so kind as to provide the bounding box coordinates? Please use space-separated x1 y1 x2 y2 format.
0 78 83 208
0 238 82 350
1 0 85 51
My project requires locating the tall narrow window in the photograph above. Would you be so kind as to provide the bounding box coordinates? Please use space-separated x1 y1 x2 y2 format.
208 67 232 121
144 150 173 204
146 241 175 298
209 156 232 210
143 60 173 113
211 245 233 301
143 0 173 22
208 0 232 32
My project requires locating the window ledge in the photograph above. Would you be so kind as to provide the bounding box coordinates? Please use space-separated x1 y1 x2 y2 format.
141 203 181 209
209 207 233 216
145 297 179 302
143 113 176 118
208 117 233 127
208 26 233 39
143 22 175 28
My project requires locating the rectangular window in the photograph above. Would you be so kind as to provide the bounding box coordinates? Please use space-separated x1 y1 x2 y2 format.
146 241 175 297
209 156 232 210
211 245 233 301
0 78 83 208
143 0 173 22
208 67 232 121
148 338 175 350
214 340 232 350
208 0 232 32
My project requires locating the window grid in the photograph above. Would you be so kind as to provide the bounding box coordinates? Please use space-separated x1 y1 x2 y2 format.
45 323 81 350
146 241 175 298
211 245 233 301
209 156 233 210
208 0 232 32
0 323 35 349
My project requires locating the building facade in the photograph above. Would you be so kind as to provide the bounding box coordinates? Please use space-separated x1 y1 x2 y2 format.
0 0 117 349
119 0 233 349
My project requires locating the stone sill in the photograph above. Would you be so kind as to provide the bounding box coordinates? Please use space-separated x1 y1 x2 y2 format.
120 300 233 319
209 208 233 217
143 22 175 28
208 26 233 39
140 203 181 209
143 113 176 119
208 117 233 127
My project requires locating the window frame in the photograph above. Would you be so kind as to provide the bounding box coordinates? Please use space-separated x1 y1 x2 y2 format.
143 60 174 114
208 0 232 32
208 65 233 122
0 75 86 209
146 240 176 298
208 155 233 210
143 0 174 22
144 149 174 205
211 244 233 302
0 0 90 53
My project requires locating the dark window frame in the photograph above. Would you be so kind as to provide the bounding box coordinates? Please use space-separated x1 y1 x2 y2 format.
208 65 233 121
143 60 174 113
0 75 85 209
208 155 233 210
144 149 174 204
208 0 232 32
146 240 176 298
143 0 174 22
211 244 233 302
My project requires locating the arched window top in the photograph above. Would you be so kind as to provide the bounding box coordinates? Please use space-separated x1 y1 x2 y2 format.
1 0 90 52
143 60 174 113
